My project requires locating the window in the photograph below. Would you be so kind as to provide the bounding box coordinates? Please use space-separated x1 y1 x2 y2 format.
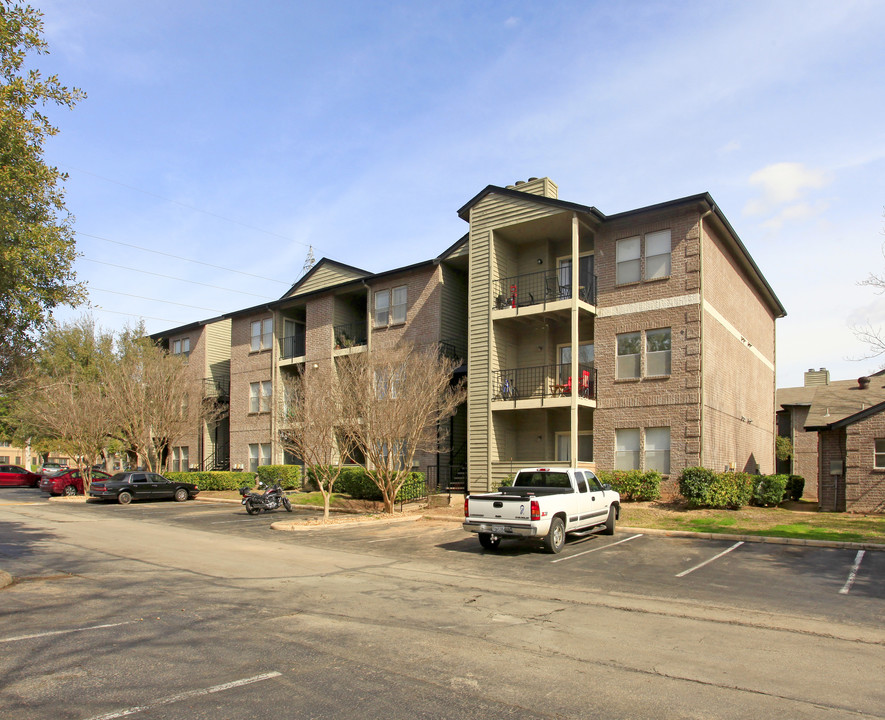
646 329 672 376
555 432 593 463
172 446 189 473
172 337 190 356
249 381 272 413
645 230 671 279
0 456 8 464
248 443 272 472
574 471 589 493
875 440 885 469
617 332 641 379
391 286 407 324
616 236 641 285
645 427 671 474
251 318 273 352
615 428 640 471
374 290 390 327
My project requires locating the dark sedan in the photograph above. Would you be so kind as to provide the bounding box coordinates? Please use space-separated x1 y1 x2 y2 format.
0 464 42 487
88 471 200 505
41 469 112 496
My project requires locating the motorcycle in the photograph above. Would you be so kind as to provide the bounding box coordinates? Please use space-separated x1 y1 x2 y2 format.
239 482 292 515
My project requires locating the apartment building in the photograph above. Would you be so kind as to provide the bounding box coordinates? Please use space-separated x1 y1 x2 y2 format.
155 177 784 493
460 177 785 491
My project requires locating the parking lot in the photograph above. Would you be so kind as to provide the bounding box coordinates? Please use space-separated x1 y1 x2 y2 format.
3 487 882 627
2 486 884 720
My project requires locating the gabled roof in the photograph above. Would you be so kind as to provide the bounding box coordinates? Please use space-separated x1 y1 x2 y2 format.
793 373 885 430
457 184 605 223
280 258 372 299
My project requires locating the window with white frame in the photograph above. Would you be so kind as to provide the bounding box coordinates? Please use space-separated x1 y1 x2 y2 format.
645 229 671 279
374 290 390 327
616 236 641 285
249 380 272 413
391 286 407 324
875 439 885 469
172 337 190 356
250 318 273 352
646 328 672 376
615 428 640 470
616 332 641 379
171 446 189 473
248 443 272 472
645 427 671 474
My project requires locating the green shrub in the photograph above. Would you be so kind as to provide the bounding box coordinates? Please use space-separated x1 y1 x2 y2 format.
256 464 301 490
785 475 805 501
596 469 662 501
308 466 427 502
752 474 789 506
166 471 254 491
678 467 753 509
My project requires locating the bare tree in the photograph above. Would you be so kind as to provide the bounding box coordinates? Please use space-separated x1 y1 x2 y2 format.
105 331 201 472
14 373 116 491
279 361 350 521
853 217 885 360
339 343 466 514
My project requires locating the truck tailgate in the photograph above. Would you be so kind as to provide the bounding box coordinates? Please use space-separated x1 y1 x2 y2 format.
466 494 532 522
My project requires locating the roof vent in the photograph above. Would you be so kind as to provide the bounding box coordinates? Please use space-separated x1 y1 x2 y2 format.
514 180 526 186
858 376 871 390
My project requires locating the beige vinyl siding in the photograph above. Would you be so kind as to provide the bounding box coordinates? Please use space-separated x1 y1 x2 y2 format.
287 266 368 297
467 192 564 491
440 265 468 354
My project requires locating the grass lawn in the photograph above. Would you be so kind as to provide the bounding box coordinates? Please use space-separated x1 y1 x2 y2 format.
621 501 885 545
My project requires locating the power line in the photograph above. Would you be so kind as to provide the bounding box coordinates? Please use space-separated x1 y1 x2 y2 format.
77 231 291 285
89 307 182 323
89 287 224 313
81 257 277 299
63 163 319 249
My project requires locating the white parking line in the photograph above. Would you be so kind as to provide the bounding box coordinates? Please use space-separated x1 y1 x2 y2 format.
550 534 643 563
367 534 423 543
0 622 131 644
839 550 866 595
676 541 744 577
84 671 283 720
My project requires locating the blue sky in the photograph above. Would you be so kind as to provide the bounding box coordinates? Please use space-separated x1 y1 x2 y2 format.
29 0 885 387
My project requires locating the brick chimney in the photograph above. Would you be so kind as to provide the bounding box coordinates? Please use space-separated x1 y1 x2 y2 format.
804 368 830 387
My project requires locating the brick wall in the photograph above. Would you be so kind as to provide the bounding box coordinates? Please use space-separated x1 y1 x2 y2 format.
818 429 846 511
229 313 274 470
842 414 885 512
167 327 207 470
789 406 819 498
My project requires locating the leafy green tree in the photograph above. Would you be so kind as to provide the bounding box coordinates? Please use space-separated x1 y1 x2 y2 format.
0 2 85 384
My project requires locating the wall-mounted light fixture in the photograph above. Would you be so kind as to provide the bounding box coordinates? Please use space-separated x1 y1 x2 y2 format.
537 258 543 265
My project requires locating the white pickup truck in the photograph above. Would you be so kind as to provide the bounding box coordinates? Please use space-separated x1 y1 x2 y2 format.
462 467 620 554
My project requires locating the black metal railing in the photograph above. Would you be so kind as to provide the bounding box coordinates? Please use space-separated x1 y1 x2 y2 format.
202 377 230 399
333 321 367 349
198 444 229 471
495 270 597 309
280 332 306 359
492 362 596 400
438 340 466 363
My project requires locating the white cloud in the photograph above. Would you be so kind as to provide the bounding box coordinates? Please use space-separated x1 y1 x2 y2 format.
744 162 829 217
760 199 831 230
504 17 520 29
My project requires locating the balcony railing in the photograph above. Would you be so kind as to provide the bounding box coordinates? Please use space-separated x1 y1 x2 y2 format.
280 332 306 359
334 321 367 349
492 363 596 401
495 269 597 310
202 377 230 399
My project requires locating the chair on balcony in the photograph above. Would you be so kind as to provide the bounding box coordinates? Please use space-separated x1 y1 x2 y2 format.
579 370 591 398
545 275 562 301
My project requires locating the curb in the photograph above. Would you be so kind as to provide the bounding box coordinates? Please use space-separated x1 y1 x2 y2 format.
271 514 420 532
0 570 12 590
417 514 885 551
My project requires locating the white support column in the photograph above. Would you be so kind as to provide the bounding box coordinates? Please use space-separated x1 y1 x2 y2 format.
570 214 579 466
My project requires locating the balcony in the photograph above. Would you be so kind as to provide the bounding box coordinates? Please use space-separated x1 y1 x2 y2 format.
202 377 230 400
495 269 597 311
334 321 367 350
491 363 596 403
280 332 306 360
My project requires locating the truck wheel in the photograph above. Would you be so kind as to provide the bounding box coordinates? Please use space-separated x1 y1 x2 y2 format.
603 506 616 535
478 533 500 550
544 517 565 554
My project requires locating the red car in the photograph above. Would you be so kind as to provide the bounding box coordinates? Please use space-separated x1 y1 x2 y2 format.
0 464 42 487
40 469 112 496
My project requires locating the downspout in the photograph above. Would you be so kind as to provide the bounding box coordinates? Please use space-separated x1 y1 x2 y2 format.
698 206 714 467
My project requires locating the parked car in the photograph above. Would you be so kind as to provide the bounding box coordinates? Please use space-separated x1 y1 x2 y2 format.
0 464 42 487
40 469 112 496
89 471 200 505
39 461 69 477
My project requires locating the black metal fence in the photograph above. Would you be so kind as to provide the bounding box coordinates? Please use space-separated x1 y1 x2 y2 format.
280 332 306 359
492 363 596 400
495 270 597 309
334 321 367 348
